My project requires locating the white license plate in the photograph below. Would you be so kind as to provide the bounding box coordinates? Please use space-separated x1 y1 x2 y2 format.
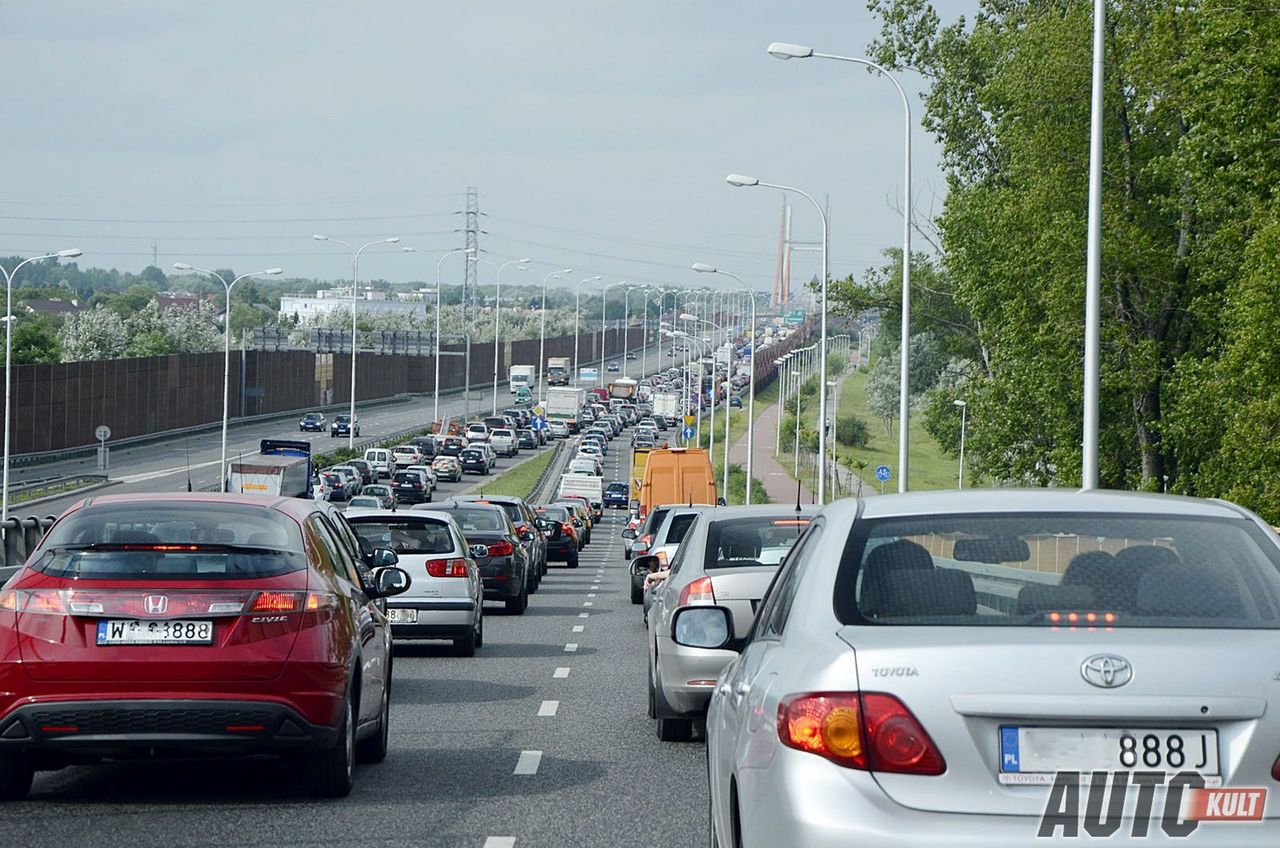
96 619 213 645
999 726 1219 784
387 608 418 624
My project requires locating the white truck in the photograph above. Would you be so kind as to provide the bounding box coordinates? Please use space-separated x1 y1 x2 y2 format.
546 356 571 386
227 454 311 498
509 364 536 394
546 386 586 433
652 392 681 422
558 473 603 518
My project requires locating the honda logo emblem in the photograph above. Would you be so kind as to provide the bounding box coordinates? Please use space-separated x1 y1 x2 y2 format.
143 595 169 615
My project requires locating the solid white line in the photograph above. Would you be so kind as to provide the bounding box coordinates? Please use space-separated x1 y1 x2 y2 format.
514 750 542 775
539 700 560 717
484 839 516 848
565 642 579 652
554 666 571 678
572 624 585 633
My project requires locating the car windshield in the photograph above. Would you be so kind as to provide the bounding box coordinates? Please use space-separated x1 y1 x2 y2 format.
836 512 1280 628
703 516 810 570
34 502 306 580
348 518 454 555
607 484 628 494
393 472 421 484
538 506 569 522
447 508 507 532
334 415 350 423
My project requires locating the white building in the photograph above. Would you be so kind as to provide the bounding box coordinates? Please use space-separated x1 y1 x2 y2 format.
279 289 426 322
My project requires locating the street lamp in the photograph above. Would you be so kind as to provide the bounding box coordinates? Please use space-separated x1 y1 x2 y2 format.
694 263 757 504
953 399 968 489
601 281 628 388
682 312 724 497
622 284 644 379
489 258 530 415
1083 0 1106 488
173 263 283 492
539 268 572 401
767 41 913 495
726 173 831 503
312 234 399 450
2 248 82 522
404 246 474 428
573 276 602 386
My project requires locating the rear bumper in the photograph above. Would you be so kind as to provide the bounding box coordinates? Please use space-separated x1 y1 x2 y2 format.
547 540 577 558
0 699 338 757
387 599 474 637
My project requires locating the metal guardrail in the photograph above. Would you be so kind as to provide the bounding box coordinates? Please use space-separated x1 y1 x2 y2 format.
528 441 570 503
0 516 57 571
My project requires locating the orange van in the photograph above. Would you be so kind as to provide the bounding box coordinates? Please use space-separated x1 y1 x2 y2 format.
638 447 716 518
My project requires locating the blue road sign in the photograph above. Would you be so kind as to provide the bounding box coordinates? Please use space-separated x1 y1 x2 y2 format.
531 416 547 431
683 426 696 440
875 465 892 482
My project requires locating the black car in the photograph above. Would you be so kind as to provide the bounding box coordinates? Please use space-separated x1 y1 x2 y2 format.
408 435 438 460
459 447 489 475
535 504 579 569
504 408 531 427
392 469 431 504
299 412 326 432
603 481 630 509
431 503 531 614
331 414 360 438
450 495 548 583
321 471 349 502
441 436 468 456
517 429 537 450
347 458 375 485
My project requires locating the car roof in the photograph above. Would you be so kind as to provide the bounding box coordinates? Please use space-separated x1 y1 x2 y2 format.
346 508 453 524
452 494 525 505
62 491 323 523
845 488 1249 522
702 504 820 521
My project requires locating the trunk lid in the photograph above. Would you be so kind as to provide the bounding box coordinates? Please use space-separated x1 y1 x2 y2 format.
708 566 779 639
838 626 1279 816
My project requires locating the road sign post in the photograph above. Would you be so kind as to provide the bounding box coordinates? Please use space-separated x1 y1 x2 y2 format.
95 425 111 472
875 464 891 495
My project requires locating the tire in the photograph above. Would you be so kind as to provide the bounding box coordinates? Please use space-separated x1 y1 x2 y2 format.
658 716 695 742
0 753 34 801
631 579 644 604
474 610 484 648
566 554 579 569
454 621 477 657
307 692 356 797
355 678 390 764
505 584 528 615
647 667 657 720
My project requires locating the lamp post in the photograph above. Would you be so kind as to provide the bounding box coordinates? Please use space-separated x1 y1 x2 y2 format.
726 173 830 502
404 246 473 429
622 285 644 379
682 312 726 498
539 268 572 402
766 42 913 495
694 264 756 504
173 263 283 492
312 234 399 450
774 355 789 457
2 248 82 522
1082 0 1105 489
953 399 968 489
601 281 628 387
572 276 602 386
489 258 531 414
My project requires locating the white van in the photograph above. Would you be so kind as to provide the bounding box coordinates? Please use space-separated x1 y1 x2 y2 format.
364 448 396 479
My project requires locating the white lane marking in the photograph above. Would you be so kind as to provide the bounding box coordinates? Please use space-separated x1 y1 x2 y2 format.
539 700 560 717
564 643 579 652
579 612 589 618
484 839 516 848
583 601 593 606
514 750 542 775
572 625 585 633
588 593 596 597
554 667 571 678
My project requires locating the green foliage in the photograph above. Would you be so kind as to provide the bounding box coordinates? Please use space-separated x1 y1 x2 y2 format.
835 414 871 449
2 316 61 365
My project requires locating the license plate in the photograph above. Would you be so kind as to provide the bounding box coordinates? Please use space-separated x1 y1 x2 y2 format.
543 530 553 537
387 608 418 624
999 726 1219 784
97 619 213 645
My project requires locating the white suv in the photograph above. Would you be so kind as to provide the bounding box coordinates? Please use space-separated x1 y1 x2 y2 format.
465 422 490 443
489 428 517 457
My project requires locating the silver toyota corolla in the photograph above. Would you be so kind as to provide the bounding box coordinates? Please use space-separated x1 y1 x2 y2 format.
694 490 1280 846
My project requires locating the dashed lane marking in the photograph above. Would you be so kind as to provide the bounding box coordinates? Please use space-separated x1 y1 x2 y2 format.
554 667 571 678
572 625 585 633
484 838 516 848
514 750 542 775
579 612 589 618
583 601 593 607
538 700 560 717
564 643 579 652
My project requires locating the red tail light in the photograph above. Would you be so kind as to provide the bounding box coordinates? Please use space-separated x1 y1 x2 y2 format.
778 692 945 776
1272 754 1280 782
250 592 303 613
677 576 715 606
486 539 515 557
562 522 577 538
426 558 470 578
516 524 530 536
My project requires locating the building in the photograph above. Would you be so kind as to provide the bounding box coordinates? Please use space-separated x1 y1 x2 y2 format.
278 289 427 323
22 298 87 317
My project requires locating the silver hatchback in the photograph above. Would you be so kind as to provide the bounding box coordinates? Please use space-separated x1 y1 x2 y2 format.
695 490 1280 846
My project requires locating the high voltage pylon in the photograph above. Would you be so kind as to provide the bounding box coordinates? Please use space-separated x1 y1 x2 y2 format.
462 186 480 323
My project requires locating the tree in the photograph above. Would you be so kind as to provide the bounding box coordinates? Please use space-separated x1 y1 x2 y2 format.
58 307 129 361
2 317 61 365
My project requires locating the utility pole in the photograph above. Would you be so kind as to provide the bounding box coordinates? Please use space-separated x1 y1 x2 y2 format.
462 186 481 325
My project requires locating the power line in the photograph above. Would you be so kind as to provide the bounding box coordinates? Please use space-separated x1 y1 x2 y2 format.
0 211 458 224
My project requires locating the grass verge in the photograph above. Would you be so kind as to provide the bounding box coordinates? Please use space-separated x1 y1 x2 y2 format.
468 447 558 499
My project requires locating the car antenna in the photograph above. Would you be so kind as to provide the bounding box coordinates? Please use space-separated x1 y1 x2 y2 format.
184 437 193 492
237 451 244 493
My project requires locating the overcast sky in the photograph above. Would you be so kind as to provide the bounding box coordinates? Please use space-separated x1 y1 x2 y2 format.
1 1 979 296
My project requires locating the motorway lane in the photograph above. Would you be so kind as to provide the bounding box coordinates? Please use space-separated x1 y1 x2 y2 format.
1 408 710 848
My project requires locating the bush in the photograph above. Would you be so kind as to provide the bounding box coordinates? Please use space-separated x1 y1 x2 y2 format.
835 414 871 449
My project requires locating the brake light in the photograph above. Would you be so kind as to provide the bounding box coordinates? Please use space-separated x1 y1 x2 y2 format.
777 692 945 776
250 591 303 613
562 522 576 538
677 576 715 606
1046 611 1117 625
486 539 515 557
304 592 338 611
426 558 470 578
516 524 530 536
0 590 67 615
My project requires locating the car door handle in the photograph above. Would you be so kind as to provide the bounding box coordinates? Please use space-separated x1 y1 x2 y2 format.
733 680 751 697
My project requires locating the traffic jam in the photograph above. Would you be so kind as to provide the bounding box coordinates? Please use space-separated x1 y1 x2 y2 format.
3 342 1280 846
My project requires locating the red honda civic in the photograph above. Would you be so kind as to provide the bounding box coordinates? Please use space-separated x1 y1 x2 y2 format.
0 493 410 800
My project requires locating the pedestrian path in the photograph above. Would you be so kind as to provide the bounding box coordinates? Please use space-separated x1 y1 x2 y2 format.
727 398 812 505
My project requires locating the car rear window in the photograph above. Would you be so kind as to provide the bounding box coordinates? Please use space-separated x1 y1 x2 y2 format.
348 519 454 555
538 506 570 521
702 516 810 570
663 513 700 545
393 472 422 484
493 429 513 438
834 513 1280 628
34 503 306 580
448 508 507 532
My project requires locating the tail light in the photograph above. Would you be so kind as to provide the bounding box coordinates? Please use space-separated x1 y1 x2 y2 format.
0 589 67 615
516 524 530 536
486 539 515 557
249 591 337 613
677 576 715 606
562 522 576 538
426 558 470 578
1273 754 1280 782
778 692 945 776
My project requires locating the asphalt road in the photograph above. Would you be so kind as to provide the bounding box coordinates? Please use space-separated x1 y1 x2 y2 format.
1 419 709 848
14 337 699 518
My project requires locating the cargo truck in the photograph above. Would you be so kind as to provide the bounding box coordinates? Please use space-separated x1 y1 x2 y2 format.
227 439 314 498
509 364 536 394
546 386 586 433
558 473 603 518
652 392 681 423
637 447 716 518
608 377 638 400
546 356 571 386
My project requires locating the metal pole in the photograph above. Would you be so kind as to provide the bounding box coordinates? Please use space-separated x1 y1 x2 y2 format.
958 403 967 489
348 251 359 451
622 287 632 379
1082 0 1105 489
492 268 502 415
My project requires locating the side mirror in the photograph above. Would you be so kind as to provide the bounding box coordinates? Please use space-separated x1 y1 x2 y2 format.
373 566 411 598
716 497 727 507
633 554 662 574
621 528 637 540
370 547 398 568
470 544 490 559
535 518 550 530
519 528 534 542
671 606 735 650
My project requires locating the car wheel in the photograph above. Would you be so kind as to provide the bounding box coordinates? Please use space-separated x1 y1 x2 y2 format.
355 677 390 764
647 666 657 720
631 579 644 605
566 553 579 569
0 753 34 801
474 610 484 648
454 620 477 657
505 584 528 615
308 691 356 797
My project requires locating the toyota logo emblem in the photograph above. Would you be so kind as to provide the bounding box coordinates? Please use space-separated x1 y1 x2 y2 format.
143 595 169 615
1081 654 1133 688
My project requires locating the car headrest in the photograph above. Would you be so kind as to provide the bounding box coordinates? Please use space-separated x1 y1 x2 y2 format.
1114 545 1181 571
1061 551 1118 587
870 568 978 619
719 527 761 560
1136 563 1244 620
1017 584 1096 616
111 529 159 544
